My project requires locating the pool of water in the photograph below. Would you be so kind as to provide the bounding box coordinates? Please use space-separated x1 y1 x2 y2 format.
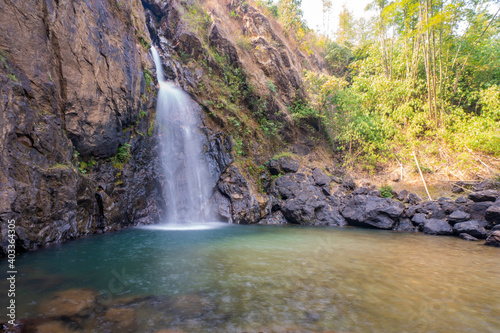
1 224 499 332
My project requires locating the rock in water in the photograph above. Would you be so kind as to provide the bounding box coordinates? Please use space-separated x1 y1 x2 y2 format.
422 219 453 236
341 195 405 230
448 210 471 225
453 221 488 239
38 289 97 317
485 203 500 225
485 231 500 247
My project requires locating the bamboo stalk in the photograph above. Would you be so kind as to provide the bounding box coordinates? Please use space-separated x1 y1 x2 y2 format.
413 152 432 200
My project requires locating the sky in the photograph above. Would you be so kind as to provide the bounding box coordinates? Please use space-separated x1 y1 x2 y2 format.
301 0 376 37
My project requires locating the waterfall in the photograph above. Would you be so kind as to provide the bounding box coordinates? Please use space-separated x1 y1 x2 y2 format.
151 46 212 224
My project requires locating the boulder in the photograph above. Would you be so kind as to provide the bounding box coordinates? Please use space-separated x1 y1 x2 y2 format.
279 157 300 173
485 203 500 225
312 168 331 186
455 196 469 204
267 159 281 175
341 195 405 229
468 190 500 202
466 202 493 221
422 219 453 236
485 231 500 247
448 210 471 225
315 205 347 227
411 213 427 226
453 221 488 239
217 166 261 224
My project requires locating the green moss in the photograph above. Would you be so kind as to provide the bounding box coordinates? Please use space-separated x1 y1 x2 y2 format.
380 185 394 198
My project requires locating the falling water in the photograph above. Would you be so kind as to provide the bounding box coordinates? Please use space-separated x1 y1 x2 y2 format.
151 46 212 223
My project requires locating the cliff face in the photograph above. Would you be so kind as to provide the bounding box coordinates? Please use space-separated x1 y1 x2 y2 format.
0 0 165 255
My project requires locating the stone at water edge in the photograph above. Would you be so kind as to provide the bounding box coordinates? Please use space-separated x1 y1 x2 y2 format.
422 219 453 236
459 233 479 241
485 231 500 247
411 213 427 227
485 203 500 224
341 195 405 230
448 210 471 225
453 221 488 239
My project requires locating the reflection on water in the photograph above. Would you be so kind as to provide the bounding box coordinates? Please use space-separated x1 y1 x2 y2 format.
1 225 499 332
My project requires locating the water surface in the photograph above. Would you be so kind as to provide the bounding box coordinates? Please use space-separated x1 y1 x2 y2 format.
1 225 499 332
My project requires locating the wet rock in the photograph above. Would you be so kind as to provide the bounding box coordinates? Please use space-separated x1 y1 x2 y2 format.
422 219 453 236
217 166 261 224
38 289 97 317
485 202 500 225
168 294 214 318
468 190 500 202
279 157 300 173
212 190 232 223
453 221 488 239
448 210 471 225
459 233 479 241
34 321 73 333
485 231 500 247
341 195 405 230
312 168 331 186
259 211 289 224
105 308 137 332
393 218 417 232
315 205 347 227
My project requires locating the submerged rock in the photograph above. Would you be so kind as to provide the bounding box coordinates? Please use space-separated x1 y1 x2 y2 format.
459 233 479 241
38 289 97 318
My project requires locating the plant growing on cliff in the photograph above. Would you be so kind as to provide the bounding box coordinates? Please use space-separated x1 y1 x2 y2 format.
111 143 132 168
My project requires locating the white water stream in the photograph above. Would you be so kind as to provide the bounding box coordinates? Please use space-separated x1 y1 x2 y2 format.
151 46 212 224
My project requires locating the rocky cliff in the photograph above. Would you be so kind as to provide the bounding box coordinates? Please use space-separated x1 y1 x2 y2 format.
0 0 166 255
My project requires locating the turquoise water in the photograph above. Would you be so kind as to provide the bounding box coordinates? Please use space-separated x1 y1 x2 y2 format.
1 225 499 332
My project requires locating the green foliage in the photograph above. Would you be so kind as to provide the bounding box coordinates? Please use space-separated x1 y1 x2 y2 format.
111 143 132 168
143 68 153 92
380 185 393 198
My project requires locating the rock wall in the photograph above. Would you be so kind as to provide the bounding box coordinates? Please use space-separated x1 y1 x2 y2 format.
0 0 165 255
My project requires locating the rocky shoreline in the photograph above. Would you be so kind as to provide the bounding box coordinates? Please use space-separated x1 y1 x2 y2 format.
223 156 500 248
